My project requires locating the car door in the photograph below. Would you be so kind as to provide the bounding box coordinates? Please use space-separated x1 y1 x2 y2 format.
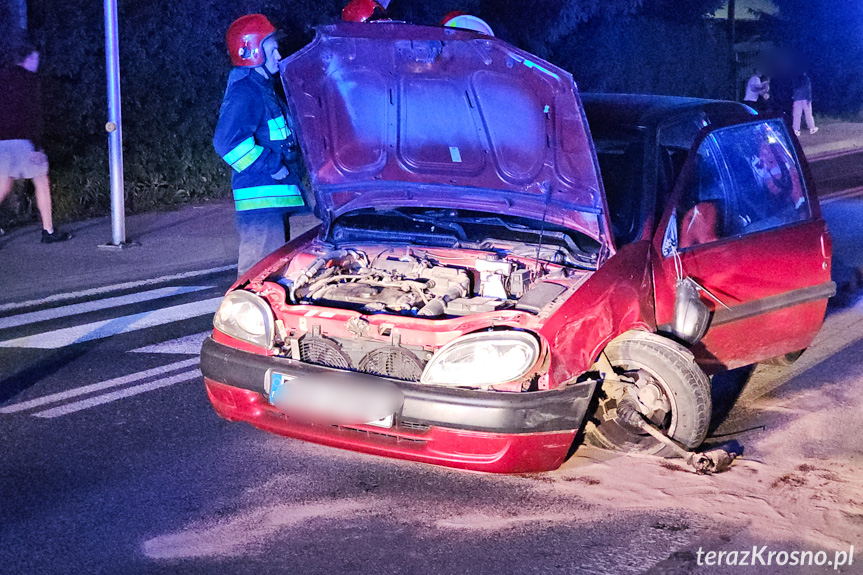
652 118 834 371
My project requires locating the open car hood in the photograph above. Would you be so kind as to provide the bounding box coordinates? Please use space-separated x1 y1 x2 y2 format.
280 23 609 245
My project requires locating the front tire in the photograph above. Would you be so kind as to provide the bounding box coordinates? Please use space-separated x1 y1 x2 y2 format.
586 334 711 457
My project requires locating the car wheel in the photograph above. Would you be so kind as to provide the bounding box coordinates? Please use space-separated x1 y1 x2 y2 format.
763 348 806 366
586 335 711 457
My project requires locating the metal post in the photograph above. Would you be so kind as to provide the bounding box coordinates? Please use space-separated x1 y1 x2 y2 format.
728 0 737 101
103 0 127 247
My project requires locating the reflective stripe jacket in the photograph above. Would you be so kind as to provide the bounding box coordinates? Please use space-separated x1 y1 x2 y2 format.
213 68 305 212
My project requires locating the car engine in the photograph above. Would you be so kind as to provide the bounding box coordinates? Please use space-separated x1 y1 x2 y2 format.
276 248 571 317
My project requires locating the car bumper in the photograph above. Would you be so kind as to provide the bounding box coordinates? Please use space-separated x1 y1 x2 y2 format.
200 337 596 473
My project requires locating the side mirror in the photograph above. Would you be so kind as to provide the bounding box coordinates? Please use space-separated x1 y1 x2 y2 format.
671 277 710 344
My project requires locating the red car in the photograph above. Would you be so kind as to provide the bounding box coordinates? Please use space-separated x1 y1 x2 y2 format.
201 22 834 473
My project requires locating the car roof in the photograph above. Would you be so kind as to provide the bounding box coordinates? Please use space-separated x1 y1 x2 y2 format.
580 92 757 131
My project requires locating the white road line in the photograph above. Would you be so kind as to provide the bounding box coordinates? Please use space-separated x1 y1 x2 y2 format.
0 358 200 413
0 265 235 313
130 331 211 355
0 285 214 330
0 297 223 349
33 369 201 418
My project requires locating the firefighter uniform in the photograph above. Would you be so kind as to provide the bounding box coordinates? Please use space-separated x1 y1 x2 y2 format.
214 66 306 275
214 67 303 212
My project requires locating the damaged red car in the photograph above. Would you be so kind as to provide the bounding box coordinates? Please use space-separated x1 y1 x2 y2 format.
201 22 834 473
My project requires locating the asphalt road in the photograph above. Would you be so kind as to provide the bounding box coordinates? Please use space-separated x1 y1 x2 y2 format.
1 204 861 574
810 150 863 199
0 266 702 574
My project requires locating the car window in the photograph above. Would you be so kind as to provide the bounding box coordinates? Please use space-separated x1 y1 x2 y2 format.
656 114 709 221
592 130 647 246
657 114 708 150
675 120 809 249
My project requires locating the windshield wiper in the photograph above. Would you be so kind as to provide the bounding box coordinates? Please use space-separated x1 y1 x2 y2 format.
331 225 460 248
390 209 468 240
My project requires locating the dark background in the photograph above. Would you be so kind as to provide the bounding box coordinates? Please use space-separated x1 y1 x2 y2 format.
0 0 860 225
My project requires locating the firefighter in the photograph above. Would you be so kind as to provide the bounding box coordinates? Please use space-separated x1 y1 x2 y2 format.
214 14 306 277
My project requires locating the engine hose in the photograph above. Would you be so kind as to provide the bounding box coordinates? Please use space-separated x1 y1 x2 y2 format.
418 284 465 317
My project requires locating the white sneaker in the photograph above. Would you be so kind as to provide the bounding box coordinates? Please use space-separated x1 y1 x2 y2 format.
810 127 819 134
794 130 801 137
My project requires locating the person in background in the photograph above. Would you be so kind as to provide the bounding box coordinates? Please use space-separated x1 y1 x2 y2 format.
0 39 72 244
743 67 770 113
213 14 307 277
792 72 818 137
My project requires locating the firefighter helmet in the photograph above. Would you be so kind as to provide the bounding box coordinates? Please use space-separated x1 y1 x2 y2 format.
226 14 277 67
342 0 385 23
441 13 494 36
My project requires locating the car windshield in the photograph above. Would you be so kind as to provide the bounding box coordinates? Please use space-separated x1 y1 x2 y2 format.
329 207 602 269
590 127 648 246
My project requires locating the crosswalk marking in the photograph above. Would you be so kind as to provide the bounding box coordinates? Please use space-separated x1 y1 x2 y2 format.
0 264 235 313
0 358 200 413
33 369 201 418
130 332 211 355
0 297 223 349
0 285 214 330
0 274 227 417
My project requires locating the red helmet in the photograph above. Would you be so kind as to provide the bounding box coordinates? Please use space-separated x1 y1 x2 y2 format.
441 11 467 25
226 14 276 67
342 0 385 23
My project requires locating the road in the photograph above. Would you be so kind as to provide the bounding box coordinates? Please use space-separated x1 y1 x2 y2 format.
809 150 863 199
1 202 862 574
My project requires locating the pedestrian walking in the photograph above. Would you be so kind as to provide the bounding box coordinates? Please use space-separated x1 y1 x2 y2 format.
0 39 72 244
213 14 307 276
792 72 818 137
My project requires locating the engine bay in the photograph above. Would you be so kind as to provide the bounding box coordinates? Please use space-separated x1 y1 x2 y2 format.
273 246 580 318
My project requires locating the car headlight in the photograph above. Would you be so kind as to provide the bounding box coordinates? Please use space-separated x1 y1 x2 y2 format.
420 331 540 388
213 290 275 349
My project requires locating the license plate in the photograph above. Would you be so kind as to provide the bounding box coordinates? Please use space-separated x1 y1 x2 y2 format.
268 371 395 428
268 371 295 404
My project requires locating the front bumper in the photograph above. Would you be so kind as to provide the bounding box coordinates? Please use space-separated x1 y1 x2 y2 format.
200 337 596 473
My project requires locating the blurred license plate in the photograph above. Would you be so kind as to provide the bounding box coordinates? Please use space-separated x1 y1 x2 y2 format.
268 371 295 404
269 371 395 428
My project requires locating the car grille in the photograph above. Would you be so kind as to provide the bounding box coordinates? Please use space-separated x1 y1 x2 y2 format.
399 420 431 432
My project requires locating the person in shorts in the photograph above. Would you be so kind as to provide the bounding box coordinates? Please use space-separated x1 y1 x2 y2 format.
0 40 71 243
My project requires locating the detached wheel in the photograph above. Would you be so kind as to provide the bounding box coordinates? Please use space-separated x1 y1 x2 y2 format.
586 335 711 457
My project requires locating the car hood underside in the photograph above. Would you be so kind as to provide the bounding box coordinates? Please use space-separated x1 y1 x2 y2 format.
279 22 609 245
